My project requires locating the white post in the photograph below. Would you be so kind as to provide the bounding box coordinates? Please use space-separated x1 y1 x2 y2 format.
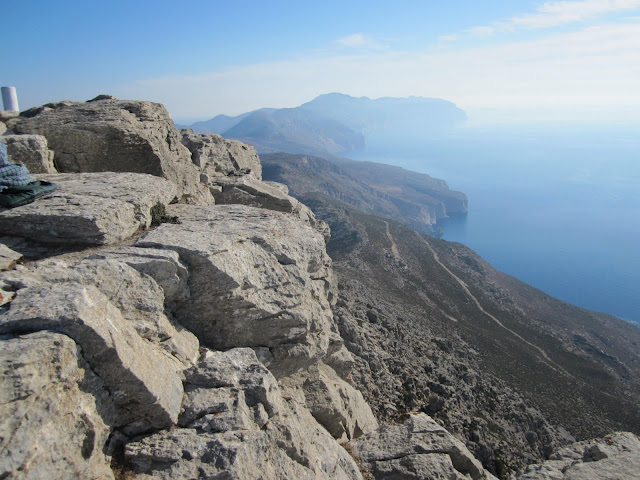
1 86 19 112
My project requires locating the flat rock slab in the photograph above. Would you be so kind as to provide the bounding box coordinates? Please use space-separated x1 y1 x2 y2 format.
0 172 176 245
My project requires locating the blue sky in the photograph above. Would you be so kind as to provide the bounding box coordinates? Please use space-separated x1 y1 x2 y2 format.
3 0 640 124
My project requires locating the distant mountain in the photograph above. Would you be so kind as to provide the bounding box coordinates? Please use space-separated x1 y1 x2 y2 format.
261 152 467 234
181 93 467 156
223 108 365 156
299 92 467 140
185 108 278 134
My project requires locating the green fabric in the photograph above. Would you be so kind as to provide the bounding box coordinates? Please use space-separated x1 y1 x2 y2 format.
0 181 57 208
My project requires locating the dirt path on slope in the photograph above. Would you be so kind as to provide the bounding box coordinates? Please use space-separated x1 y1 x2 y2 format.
416 232 574 378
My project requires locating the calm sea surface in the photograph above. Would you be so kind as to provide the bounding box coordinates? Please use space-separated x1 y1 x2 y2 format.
348 125 640 326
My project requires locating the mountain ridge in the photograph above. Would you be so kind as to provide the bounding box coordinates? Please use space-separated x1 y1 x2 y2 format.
181 93 467 156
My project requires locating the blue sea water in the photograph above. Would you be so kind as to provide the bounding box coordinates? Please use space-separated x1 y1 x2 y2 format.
348 125 640 326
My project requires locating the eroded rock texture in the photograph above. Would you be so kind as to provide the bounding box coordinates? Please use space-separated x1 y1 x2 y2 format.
6 97 212 204
0 332 114 480
136 204 338 377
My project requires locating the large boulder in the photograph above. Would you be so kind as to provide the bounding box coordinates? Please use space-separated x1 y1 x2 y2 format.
0 331 114 479
0 172 176 246
180 129 262 180
292 362 378 443
0 257 193 433
1 134 56 173
350 413 497 480
513 432 640 479
6 97 212 204
136 204 339 377
124 348 363 480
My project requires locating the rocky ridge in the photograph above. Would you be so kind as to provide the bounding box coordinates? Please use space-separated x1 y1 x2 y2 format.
1 98 637 479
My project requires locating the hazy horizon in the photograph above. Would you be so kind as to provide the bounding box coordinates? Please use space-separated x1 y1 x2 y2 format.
4 1 640 128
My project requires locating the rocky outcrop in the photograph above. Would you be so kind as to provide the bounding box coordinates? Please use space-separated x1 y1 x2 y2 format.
1 134 56 173
512 432 640 479
5 97 212 204
351 413 497 480
136 204 338 377
125 348 363 479
0 172 176 245
180 129 262 180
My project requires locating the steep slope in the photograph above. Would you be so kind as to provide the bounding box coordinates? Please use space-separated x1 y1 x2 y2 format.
299 192 640 477
261 152 467 234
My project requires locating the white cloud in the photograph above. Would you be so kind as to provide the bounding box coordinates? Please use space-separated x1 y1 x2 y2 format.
505 0 640 30
118 22 640 125
337 33 369 48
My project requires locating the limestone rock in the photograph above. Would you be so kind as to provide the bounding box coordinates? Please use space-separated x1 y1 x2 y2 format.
136 204 338 377
179 348 281 432
2 134 56 173
264 180 289 194
212 174 318 226
294 362 378 442
180 129 262 179
0 172 176 245
0 332 114 480
513 432 640 480
0 257 197 367
0 243 21 271
124 348 363 479
351 413 496 480
0 121 6 135
9 98 212 204
87 246 191 309
0 281 184 432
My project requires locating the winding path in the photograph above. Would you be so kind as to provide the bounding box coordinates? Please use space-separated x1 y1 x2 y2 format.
408 230 573 378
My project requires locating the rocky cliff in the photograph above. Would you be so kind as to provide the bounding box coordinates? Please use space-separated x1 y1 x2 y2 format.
0 98 637 480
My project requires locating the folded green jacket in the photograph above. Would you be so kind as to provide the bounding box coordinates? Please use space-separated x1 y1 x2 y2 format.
0 181 58 208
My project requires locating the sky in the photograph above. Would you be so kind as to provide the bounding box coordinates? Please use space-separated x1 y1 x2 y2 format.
3 0 640 124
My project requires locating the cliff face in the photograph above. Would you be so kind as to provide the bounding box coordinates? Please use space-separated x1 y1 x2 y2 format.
0 98 638 480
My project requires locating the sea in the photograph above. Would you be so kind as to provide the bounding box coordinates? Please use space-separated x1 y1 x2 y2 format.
347 125 640 326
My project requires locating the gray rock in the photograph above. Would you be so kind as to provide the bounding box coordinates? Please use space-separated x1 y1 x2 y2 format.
264 180 289 194
179 348 281 432
351 413 496 480
0 257 198 367
136 204 339 377
8 98 213 204
212 174 318 226
0 332 114 480
0 243 21 271
513 432 640 480
180 129 262 179
0 121 6 135
87 246 191 308
0 172 176 245
0 281 184 432
293 362 378 442
124 348 363 480
2 134 56 173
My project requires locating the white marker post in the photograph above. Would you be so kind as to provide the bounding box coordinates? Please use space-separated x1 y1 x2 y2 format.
1 86 19 112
